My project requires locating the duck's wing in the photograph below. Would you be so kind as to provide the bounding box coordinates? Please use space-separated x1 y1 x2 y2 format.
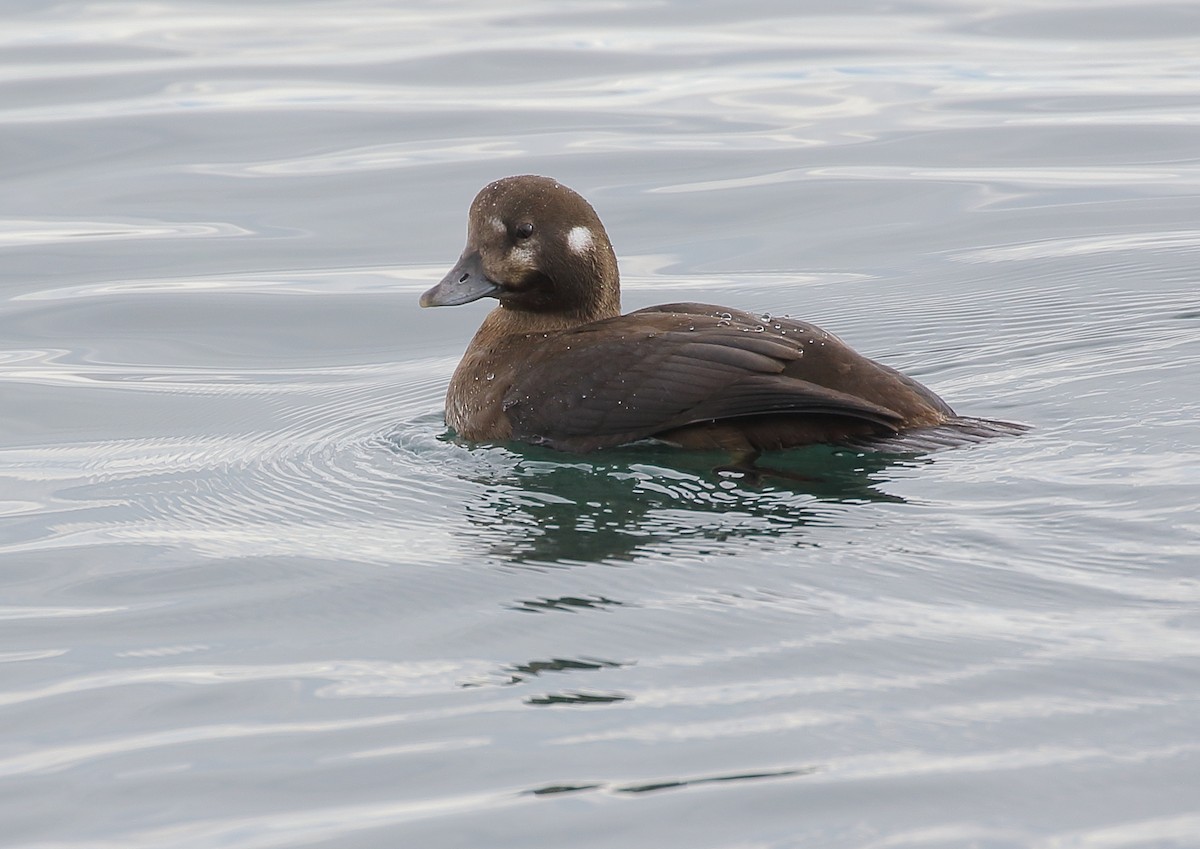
501 308 906 452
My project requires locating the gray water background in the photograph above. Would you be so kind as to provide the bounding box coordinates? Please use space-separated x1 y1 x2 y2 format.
1 1 1199 847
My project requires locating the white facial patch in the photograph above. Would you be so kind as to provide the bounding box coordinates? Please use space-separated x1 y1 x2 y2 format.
567 225 593 255
489 216 506 235
509 245 535 268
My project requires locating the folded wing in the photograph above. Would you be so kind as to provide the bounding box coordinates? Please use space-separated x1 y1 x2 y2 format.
502 305 907 451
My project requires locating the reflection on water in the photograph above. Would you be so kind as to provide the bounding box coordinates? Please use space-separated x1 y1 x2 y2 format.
436 440 922 566
527 766 811 797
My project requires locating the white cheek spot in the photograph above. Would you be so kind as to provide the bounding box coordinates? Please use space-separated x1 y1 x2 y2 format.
567 225 593 255
489 216 505 235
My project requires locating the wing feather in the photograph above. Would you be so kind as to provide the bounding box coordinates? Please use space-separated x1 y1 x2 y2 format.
502 308 906 450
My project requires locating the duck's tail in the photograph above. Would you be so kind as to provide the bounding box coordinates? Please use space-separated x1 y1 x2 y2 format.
851 415 1031 453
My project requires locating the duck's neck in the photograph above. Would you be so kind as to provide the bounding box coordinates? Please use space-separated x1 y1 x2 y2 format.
478 296 621 338
475 306 589 339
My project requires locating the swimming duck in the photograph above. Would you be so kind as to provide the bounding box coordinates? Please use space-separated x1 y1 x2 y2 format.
421 175 1001 455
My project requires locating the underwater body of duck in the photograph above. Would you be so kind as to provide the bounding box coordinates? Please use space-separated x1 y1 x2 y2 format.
420 175 1024 457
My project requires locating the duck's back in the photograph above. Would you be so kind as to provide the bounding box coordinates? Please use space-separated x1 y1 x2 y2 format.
459 303 955 453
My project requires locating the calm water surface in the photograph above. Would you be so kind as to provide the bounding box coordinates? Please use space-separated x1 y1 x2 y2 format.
2 2 1199 847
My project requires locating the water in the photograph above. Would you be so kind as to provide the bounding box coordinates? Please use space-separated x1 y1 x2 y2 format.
2 2 1199 846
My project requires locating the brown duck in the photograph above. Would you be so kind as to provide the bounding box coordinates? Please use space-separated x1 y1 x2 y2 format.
421 175 1016 456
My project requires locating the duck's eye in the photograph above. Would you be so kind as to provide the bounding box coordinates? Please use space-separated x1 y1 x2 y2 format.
514 222 534 239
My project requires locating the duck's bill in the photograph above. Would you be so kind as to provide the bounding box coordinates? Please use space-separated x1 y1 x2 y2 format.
420 251 500 307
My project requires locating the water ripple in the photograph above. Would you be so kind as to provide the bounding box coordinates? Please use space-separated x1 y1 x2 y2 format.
0 218 250 247
2 2 1199 847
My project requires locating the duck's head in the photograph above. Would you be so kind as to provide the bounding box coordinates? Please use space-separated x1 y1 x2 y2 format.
420 175 620 321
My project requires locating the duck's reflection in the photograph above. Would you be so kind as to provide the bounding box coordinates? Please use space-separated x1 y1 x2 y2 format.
449 442 928 566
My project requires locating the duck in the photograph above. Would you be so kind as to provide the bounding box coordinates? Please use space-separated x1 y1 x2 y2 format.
420 174 1014 457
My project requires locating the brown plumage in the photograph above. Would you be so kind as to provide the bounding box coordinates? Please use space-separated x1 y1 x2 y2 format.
421 175 1009 454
